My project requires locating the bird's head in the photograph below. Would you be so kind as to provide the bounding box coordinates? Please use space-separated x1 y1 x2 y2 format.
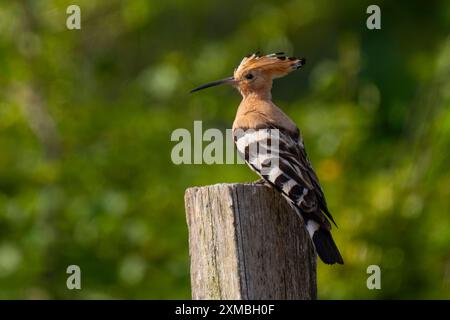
190 52 306 97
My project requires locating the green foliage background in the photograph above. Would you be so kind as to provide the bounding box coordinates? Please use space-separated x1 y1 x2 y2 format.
0 0 449 299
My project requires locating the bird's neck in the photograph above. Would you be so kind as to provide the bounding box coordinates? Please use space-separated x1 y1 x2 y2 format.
241 90 272 102
233 89 298 135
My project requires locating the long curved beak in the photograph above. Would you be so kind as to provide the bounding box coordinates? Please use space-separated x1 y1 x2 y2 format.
190 76 236 93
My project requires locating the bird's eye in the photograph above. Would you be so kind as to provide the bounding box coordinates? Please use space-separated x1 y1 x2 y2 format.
245 73 254 80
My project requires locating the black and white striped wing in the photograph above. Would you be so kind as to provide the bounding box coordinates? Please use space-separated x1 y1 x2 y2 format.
233 127 343 264
233 128 333 231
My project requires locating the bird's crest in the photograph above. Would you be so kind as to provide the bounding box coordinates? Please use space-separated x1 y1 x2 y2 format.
190 51 306 93
234 52 306 79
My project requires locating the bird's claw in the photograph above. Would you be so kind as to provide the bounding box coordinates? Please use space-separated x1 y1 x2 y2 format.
254 178 270 186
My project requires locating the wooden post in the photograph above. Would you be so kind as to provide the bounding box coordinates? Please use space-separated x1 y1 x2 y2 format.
184 183 317 300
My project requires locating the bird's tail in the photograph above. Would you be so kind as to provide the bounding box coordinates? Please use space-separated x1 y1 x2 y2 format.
306 220 344 265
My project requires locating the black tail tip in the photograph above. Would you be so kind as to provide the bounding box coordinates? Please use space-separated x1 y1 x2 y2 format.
312 228 344 265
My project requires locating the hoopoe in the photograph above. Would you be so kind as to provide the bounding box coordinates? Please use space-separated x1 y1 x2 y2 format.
191 52 344 265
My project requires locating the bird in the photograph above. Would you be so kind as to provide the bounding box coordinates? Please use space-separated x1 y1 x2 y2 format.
190 52 344 265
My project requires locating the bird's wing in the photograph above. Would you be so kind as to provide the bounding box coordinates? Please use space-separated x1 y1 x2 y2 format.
295 136 337 227
233 127 336 230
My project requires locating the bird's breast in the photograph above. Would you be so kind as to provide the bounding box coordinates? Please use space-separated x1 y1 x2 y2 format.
232 99 299 138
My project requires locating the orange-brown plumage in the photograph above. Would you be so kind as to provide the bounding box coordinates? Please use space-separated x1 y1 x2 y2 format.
234 52 304 80
232 52 305 98
232 97 298 135
231 52 304 134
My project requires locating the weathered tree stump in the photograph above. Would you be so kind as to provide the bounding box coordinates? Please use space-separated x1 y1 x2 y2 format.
184 183 317 300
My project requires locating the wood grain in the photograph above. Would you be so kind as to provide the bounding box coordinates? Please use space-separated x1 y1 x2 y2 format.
184 183 317 300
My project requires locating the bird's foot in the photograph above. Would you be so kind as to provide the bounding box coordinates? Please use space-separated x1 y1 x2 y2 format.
254 178 270 186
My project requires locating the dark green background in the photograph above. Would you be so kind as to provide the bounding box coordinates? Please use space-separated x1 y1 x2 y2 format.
0 0 449 299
